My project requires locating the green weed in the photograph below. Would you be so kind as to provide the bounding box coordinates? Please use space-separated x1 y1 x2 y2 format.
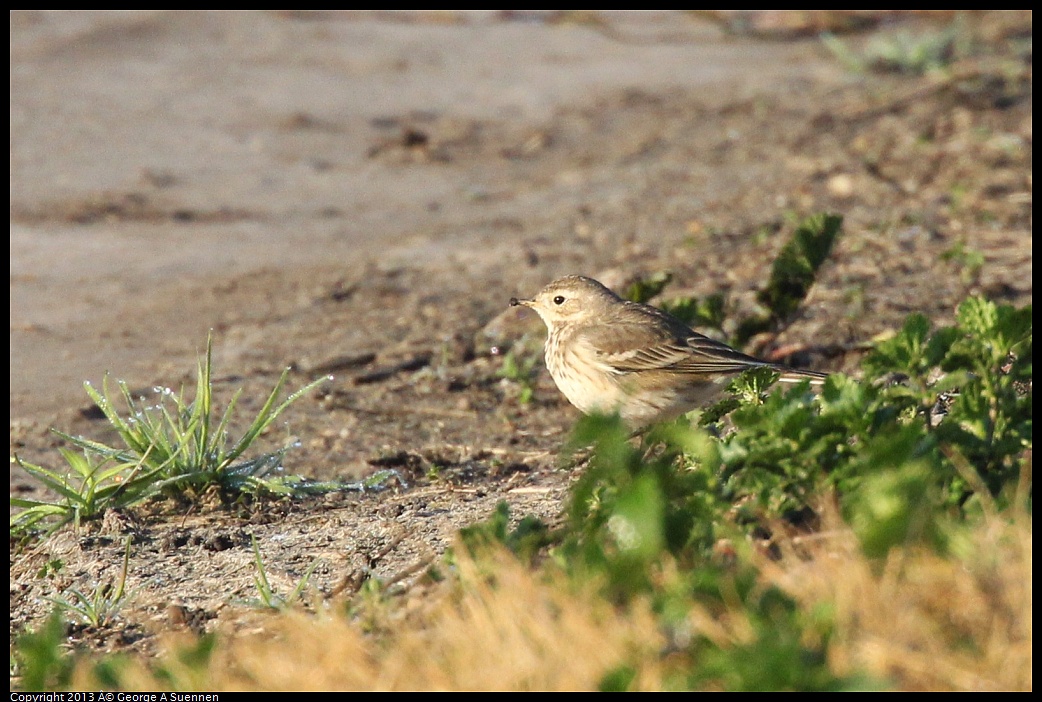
497 344 542 404
624 271 673 304
822 16 972 76
10 612 75 691
624 213 841 347
735 212 842 345
941 239 985 285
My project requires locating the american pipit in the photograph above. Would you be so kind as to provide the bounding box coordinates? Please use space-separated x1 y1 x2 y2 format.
510 275 827 428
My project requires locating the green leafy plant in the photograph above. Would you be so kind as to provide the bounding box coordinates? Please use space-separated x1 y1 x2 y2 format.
715 296 1030 554
660 292 727 331
556 414 724 596
624 270 728 331
10 611 75 691
863 297 1031 498
463 412 874 691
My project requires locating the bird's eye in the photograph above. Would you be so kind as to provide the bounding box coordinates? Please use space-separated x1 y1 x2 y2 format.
553 295 565 305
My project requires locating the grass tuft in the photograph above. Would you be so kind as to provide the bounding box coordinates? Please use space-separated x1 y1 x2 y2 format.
11 333 329 536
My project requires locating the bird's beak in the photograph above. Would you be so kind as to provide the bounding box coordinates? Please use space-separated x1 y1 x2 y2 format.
509 297 533 308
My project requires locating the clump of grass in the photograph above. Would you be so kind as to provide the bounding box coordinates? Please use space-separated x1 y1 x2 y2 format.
245 534 321 610
46 538 133 628
11 334 329 536
11 449 163 536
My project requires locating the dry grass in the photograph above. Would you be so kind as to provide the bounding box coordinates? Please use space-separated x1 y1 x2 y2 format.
76 506 1031 691
763 505 1032 691
87 549 665 691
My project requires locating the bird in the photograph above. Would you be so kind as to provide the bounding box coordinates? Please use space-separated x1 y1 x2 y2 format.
509 275 827 429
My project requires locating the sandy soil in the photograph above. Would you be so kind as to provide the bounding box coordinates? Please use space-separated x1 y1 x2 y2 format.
9 11 1032 656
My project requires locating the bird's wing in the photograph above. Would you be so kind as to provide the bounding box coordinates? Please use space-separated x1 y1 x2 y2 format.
579 322 769 376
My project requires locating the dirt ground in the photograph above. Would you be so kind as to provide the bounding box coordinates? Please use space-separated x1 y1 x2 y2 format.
9 11 1032 658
